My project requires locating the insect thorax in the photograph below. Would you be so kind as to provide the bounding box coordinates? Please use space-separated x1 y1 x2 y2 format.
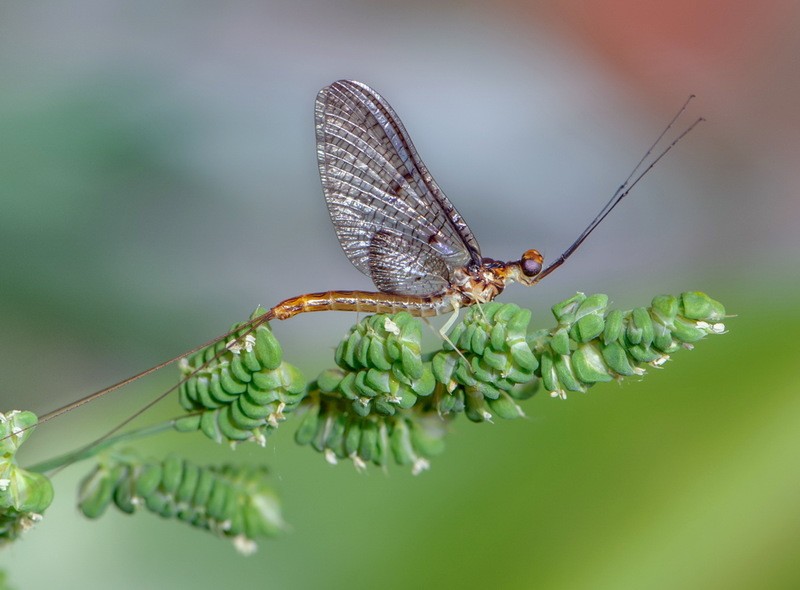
449 263 508 306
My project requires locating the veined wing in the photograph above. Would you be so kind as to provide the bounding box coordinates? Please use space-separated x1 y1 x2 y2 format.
315 80 481 295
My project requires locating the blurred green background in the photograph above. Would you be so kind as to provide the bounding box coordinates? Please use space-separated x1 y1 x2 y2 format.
1 1 798 589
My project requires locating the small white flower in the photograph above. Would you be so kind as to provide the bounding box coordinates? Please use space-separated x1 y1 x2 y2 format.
350 453 367 472
267 402 287 428
252 431 267 447
411 458 430 476
324 449 338 465
384 317 400 335
233 534 258 556
652 354 670 367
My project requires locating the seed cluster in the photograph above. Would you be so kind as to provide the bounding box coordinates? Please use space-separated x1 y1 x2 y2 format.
78 453 283 553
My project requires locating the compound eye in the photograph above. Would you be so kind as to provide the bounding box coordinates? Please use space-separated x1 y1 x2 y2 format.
520 249 543 277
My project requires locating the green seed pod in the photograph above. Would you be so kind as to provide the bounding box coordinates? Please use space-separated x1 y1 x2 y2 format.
245 382 280 406
344 422 362 457
483 348 509 371
409 419 446 458
250 369 282 392
338 331 360 369
206 481 231 522
470 325 488 355
490 322 508 350
174 461 200 505
354 371 380 398
254 326 282 370
505 363 534 384
475 380 501 401
651 319 677 352
373 423 390 467
551 292 585 324
488 391 525 419
218 368 247 396
539 350 559 393
432 351 458 386
650 294 679 323
240 346 262 374
207 373 233 406
373 397 397 416
237 391 276 420
550 328 571 356
628 343 662 363
510 342 537 372
368 338 392 371
324 413 348 459
632 307 655 348
365 368 391 393
199 411 223 444
135 463 163 499
317 369 343 393
161 456 184 497
400 345 424 380
216 408 253 441
194 376 214 410
672 317 707 343
410 366 436 396
78 467 116 519
358 421 378 462
446 321 467 351
464 388 492 422
437 391 461 415
553 354 584 393
574 313 605 343
178 381 193 411
454 358 478 387
294 405 321 446
507 307 532 338
603 309 624 344
394 387 418 409
113 470 137 514
351 398 372 418
571 343 612 383
173 414 201 433
229 354 252 383
601 341 637 376
356 332 372 367
390 420 415 466
230 397 267 428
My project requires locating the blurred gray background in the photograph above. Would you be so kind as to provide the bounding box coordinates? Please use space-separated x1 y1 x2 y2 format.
1 1 798 589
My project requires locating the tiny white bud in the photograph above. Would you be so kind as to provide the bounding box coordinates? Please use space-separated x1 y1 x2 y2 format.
411 458 430 476
350 453 367 472
384 317 401 335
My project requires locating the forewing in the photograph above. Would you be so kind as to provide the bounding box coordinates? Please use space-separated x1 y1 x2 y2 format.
315 80 480 294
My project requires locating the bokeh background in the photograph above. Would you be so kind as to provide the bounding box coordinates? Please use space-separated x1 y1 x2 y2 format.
1 1 798 588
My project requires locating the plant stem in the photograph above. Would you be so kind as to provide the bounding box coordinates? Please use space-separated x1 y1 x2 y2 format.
25 420 177 474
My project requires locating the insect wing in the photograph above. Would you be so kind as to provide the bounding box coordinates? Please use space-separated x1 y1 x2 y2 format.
315 80 480 295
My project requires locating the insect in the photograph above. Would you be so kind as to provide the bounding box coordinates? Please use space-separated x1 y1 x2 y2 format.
264 80 698 332
36 80 700 425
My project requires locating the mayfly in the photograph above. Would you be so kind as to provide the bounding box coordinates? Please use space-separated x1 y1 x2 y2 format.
37 80 702 425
